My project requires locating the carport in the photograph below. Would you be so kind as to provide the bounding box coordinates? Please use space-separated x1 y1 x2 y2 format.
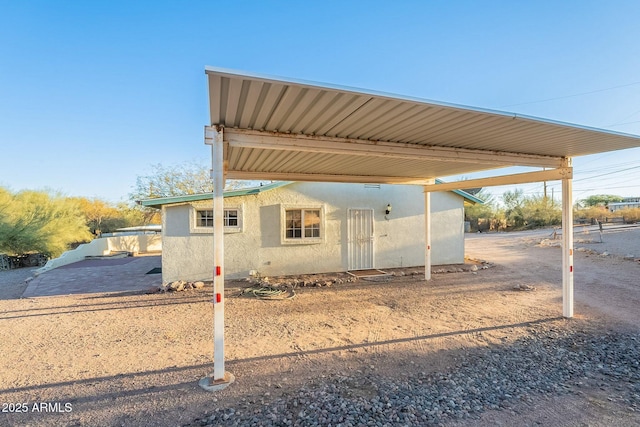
200 66 640 389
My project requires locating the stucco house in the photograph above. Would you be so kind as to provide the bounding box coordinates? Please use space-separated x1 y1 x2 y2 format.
141 181 482 283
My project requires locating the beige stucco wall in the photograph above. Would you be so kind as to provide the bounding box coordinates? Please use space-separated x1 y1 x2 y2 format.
161 182 465 282
106 234 162 254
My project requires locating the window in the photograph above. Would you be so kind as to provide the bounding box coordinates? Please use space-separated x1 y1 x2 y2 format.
197 209 239 227
197 210 214 227
224 209 239 227
285 209 321 239
191 206 242 234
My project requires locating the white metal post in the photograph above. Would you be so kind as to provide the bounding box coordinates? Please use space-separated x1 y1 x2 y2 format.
561 158 574 318
200 125 234 391
212 126 225 380
423 182 434 281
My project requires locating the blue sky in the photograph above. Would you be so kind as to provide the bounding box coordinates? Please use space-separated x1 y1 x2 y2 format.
2 1 640 204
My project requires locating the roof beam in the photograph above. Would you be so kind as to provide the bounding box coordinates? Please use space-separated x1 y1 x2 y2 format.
423 167 573 192
226 170 437 185
223 128 563 168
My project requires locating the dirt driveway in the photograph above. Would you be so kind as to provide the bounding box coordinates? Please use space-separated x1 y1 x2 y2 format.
0 228 638 426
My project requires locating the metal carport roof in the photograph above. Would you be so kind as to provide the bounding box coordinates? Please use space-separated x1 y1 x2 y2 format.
206 66 640 184
199 67 640 390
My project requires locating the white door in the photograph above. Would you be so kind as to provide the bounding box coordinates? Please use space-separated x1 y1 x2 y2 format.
348 209 374 270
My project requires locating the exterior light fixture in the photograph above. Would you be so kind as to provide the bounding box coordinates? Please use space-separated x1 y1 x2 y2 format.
385 204 392 215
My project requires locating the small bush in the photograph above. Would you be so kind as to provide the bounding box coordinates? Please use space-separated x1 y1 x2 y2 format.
616 207 640 223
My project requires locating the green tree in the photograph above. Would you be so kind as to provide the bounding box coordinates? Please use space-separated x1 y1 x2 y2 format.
115 202 159 227
578 194 624 208
74 197 120 235
130 161 214 200
521 195 561 227
0 188 92 257
129 161 258 201
129 161 260 223
464 189 495 220
72 197 161 236
502 189 526 228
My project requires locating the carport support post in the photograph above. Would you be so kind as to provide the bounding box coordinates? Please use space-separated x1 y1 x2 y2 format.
562 158 574 318
200 125 234 391
423 181 435 281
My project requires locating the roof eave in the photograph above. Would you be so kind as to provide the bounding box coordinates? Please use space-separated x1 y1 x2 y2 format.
139 181 293 208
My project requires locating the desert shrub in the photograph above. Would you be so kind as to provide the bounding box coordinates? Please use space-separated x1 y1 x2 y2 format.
616 207 640 223
0 188 91 257
574 205 611 224
519 196 562 227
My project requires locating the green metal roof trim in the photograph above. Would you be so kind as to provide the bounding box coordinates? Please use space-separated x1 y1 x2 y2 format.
440 180 484 205
140 180 483 208
139 181 293 208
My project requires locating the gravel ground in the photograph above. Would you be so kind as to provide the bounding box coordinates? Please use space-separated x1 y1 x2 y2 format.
524 225 640 259
188 228 640 427
190 325 640 427
0 266 36 299
1 228 638 426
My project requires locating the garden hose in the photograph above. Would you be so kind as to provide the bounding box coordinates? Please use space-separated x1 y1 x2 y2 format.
240 285 296 300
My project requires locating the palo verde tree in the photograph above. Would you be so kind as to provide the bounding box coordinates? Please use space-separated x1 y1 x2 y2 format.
0 187 92 257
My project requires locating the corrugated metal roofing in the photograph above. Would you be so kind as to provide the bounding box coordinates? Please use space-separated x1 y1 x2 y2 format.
206 67 640 183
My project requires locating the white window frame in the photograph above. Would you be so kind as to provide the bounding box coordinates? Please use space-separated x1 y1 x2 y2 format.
190 204 243 234
280 204 324 245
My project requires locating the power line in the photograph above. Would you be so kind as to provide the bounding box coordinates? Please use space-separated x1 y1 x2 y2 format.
607 120 640 128
499 81 640 108
573 184 640 193
607 107 640 127
572 165 640 183
576 160 640 175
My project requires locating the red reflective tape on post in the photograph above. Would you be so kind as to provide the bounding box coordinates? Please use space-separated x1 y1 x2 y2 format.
215 293 221 303
215 266 221 276
570 266 573 272
427 245 431 250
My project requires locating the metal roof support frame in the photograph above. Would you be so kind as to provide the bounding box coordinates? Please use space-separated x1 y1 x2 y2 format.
422 167 573 193
224 128 563 169
562 158 574 318
226 170 436 185
200 125 235 391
